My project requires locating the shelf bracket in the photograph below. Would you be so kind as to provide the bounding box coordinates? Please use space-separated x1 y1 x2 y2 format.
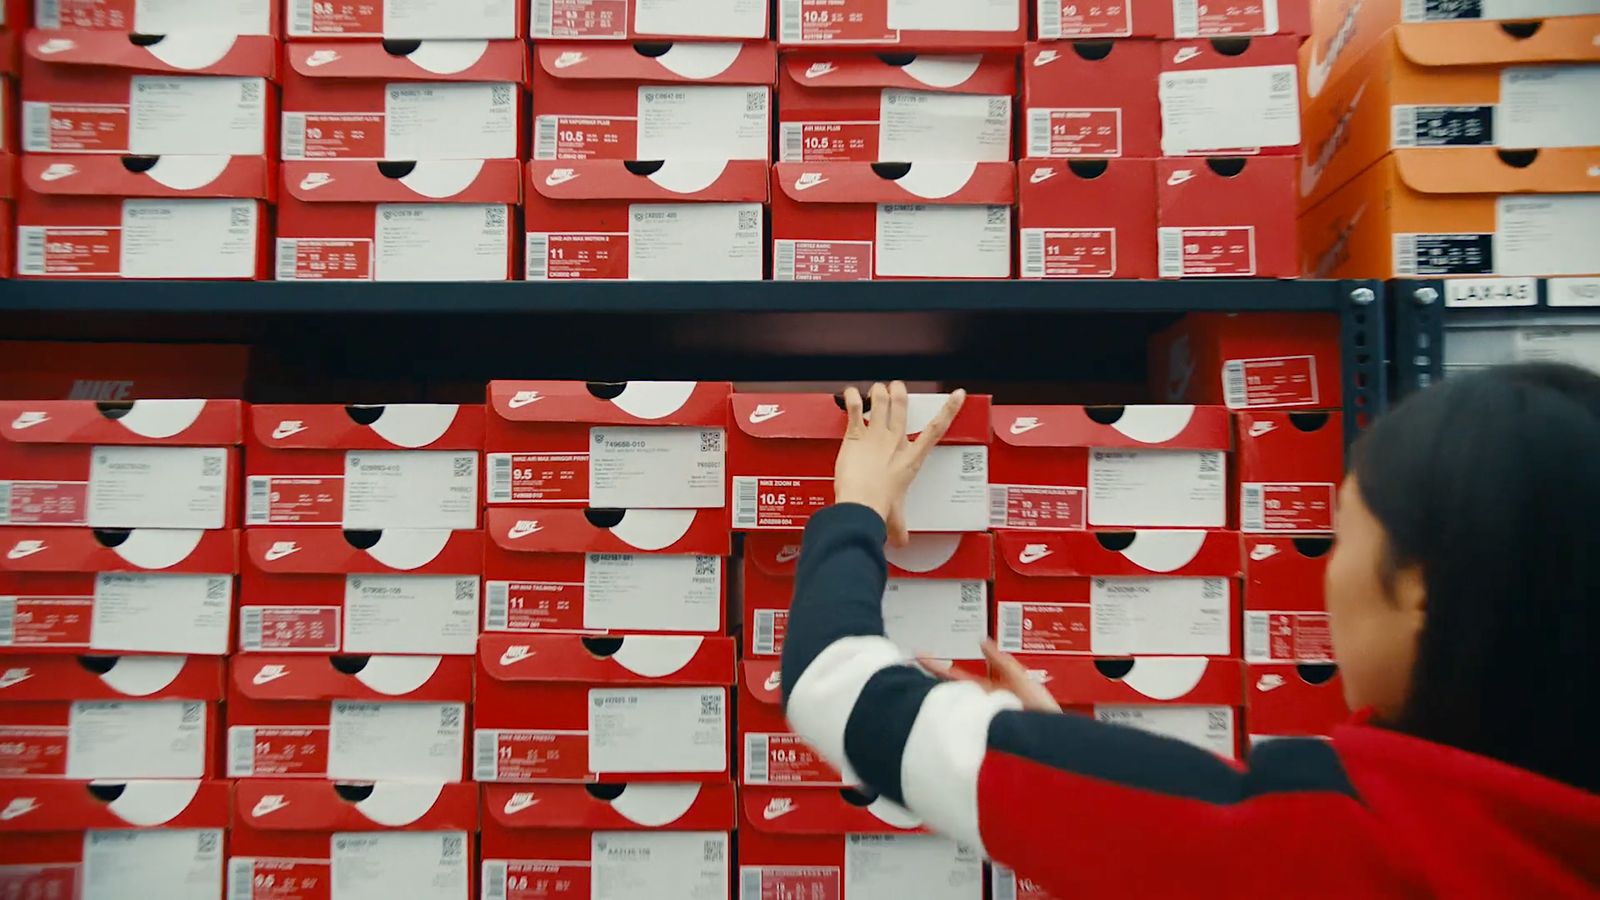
1388 279 1445 400
1339 280 1387 449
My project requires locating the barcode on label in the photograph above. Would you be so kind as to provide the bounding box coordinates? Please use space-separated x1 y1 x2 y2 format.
534 0 554 37
993 866 1018 900
18 227 47 276
489 454 514 503
1173 0 1200 37
774 240 797 281
535 116 558 159
23 103 51 152
485 582 510 630
0 481 10 524
247 476 272 524
734 477 759 528
228 727 256 776
484 861 509 900
282 113 308 159
0 597 15 646
1241 484 1265 531
1037 0 1061 38
1394 234 1419 276
1392 107 1418 148
780 0 802 41
1158 227 1185 278
36 0 61 28
753 610 777 655
988 485 1010 528
1027 109 1053 157
744 734 770 784
1245 611 1270 661
780 124 804 162
1222 361 1248 408
1021 229 1046 278
275 239 300 280
741 868 764 900
239 607 264 651
290 0 313 33
474 729 500 781
228 859 256 900
999 603 1023 652
527 234 550 279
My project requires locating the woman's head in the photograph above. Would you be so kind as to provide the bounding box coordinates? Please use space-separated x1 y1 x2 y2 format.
1325 363 1600 789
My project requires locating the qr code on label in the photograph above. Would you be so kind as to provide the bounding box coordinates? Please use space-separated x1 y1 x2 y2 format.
737 210 760 232
987 207 1008 226
1270 71 1293 94
202 454 223 477
442 836 464 859
197 832 219 854
701 692 723 717
240 81 262 103
231 207 253 228
182 702 203 724
961 449 985 474
441 706 462 729
453 456 474 478
746 91 767 113
485 207 508 229
491 85 513 106
704 840 725 863
695 556 718 577
987 98 1009 117
701 430 724 453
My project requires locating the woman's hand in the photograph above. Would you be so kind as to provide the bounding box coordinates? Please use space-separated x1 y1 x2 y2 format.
833 381 967 546
921 640 1063 713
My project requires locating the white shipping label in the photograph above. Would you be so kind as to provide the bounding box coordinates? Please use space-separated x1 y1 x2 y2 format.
1500 66 1600 148
1408 0 1600 18
879 92 1011 162
1090 577 1230 655
93 573 231 654
1512 327 1600 374
386 82 518 160
592 831 729 900
67 700 206 779
374 204 509 282
887 0 1018 30
344 575 479 655
902 445 989 532
82 829 224 900
1443 276 1538 308
590 426 726 508
88 445 228 529
636 0 765 35
1088 449 1226 527
1549 277 1600 307
584 554 722 633
628 203 763 281
882 580 986 659
637 86 770 161
588 687 726 773
121 200 259 280
1495 195 1600 277
129 77 265 155
844 835 981 900
1095 705 1236 757
134 0 274 34
343 450 478 529
875 205 1011 279
327 701 465 781
332 832 469 900
1159 64 1300 154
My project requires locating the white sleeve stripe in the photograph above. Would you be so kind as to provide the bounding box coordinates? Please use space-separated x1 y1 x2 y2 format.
899 679 1022 855
783 634 907 781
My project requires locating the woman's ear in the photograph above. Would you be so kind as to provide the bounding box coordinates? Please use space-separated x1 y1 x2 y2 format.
1394 562 1428 635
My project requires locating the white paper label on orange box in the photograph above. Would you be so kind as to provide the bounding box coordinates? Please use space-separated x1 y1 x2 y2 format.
93 573 231 654
628 203 763 281
1095 705 1235 757
343 450 479 529
1500 67 1600 149
593 831 730 900
638 86 770 161
1159 65 1299 155
88 445 229 529
844 835 981 900
1495 195 1600 278
875 205 1011 279
590 426 727 508
129 0 275 34
328 701 465 781
332 832 469 900
901 445 989 531
588 687 726 773
1087 449 1226 527
1404 0 1600 20
878 92 1011 163
386 83 518 161
636 0 766 36
1512 327 1600 374
1090 577 1229 655
887 0 1017 31
82 829 224 900
883 580 986 660
120 199 259 280
67 700 206 779
585 554 722 633
374 204 509 282
128 77 266 156
344 575 479 654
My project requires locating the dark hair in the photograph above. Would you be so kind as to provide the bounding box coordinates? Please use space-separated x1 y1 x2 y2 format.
1351 362 1599 793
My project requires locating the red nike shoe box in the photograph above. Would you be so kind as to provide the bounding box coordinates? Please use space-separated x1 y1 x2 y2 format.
0 654 222 779
484 507 730 637
231 781 477 900
0 78 14 153
530 0 768 40
0 399 241 529
0 154 13 276
771 162 1015 281
738 662 850 788
0 779 230 900
0 527 237 656
281 40 526 162
741 787 984 899
33 0 278 33
1023 656 1245 759
1236 410 1342 535
990 405 1231 529
1021 41 1158 159
287 0 523 38
474 633 733 783
484 380 731 509
994 529 1243 658
1018 158 1157 280
0 341 251 401
1155 156 1299 279
226 654 471 781
729 391 992 531
21 30 274 156
775 0 1025 49
15 154 273 280
524 159 767 281
1244 534 1334 664
1158 36 1301 157
1149 312 1343 409
531 42 774 162
776 53 1015 163
244 403 483 529
482 782 735 900
1246 662 1348 741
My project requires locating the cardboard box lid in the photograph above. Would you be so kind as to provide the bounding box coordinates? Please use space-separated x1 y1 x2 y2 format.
536 41 774 83
25 30 276 75
730 392 991 441
0 654 224 701
287 39 527 81
992 405 1232 450
283 159 522 203
235 781 477 831
772 162 1015 205
245 528 482 574
230 654 472 701
1392 147 1600 195
740 786 925 836
527 159 768 202
0 780 230 831
250 404 484 450
478 634 734 684
743 531 992 579
996 530 1243 578
1393 16 1600 68
1019 656 1244 705
488 380 731 425
781 53 1017 93
485 508 730 556
0 527 237 573
21 155 274 199
0 399 242 444
483 782 735 831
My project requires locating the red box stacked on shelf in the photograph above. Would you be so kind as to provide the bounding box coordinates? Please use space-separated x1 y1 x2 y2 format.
1243 532 1348 740
1151 312 1344 411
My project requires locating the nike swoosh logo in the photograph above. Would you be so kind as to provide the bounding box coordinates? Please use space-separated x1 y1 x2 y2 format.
251 797 289 816
504 794 541 814
0 801 40 821
500 647 533 666
544 173 579 187
763 670 783 692
793 177 829 191
1009 420 1043 435
40 166 77 182
272 424 308 439
762 800 796 820
1166 171 1196 186
6 544 46 560
748 409 784 424
10 415 49 430
1018 547 1053 564
1029 169 1056 184
508 392 543 408
263 544 300 561
298 176 333 191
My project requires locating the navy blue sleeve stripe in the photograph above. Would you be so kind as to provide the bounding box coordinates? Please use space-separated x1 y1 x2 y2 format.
779 502 891 707
841 665 938 807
